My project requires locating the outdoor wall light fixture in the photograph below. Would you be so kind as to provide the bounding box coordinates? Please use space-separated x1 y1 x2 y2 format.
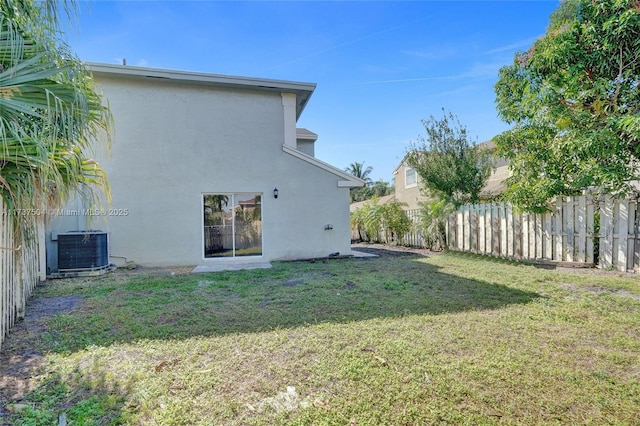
273 188 279 199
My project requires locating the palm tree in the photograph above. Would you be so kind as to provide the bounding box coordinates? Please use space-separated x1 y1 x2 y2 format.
0 0 112 215
345 161 374 202
203 195 229 225
344 161 373 185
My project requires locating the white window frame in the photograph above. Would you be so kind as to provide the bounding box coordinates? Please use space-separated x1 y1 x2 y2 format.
201 192 264 260
405 167 417 188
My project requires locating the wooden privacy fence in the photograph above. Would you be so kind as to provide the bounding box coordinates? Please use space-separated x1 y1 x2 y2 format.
0 199 46 349
397 209 427 248
447 195 640 272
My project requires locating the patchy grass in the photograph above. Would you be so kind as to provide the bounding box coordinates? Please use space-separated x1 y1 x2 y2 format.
1 247 640 425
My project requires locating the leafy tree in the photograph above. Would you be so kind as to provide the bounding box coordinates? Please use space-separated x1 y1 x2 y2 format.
348 178 393 203
406 109 493 207
0 0 112 215
370 179 393 198
345 162 392 203
494 0 640 212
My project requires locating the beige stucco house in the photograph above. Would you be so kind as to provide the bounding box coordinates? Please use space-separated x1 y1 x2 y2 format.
391 141 510 210
46 63 364 272
392 161 423 211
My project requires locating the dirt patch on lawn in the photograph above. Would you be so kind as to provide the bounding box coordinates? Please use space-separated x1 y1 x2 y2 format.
0 294 83 418
352 242 437 258
23 294 83 321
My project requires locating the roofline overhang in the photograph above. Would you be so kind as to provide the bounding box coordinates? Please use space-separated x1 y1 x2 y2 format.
392 151 412 175
87 62 316 119
296 128 319 141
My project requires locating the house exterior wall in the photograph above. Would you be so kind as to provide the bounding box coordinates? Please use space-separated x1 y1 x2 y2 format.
393 164 423 210
296 140 315 157
47 72 356 268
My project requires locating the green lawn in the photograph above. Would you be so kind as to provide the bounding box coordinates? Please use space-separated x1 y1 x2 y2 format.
1 247 639 425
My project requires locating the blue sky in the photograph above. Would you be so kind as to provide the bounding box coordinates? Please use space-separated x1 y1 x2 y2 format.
63 0 560 183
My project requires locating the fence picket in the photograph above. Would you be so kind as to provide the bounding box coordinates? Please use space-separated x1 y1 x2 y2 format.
554 200 563 261
600 195 614 268
478 205 486 255
633 200 640 272
456 209 463 250
576 196 586 263
618 199 629 271
543 214 552 260
586 197 594 264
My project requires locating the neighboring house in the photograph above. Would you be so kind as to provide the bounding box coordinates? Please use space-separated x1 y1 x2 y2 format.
392 162 423 211
391 141 510 210
46 63 364 272
476 140 509 199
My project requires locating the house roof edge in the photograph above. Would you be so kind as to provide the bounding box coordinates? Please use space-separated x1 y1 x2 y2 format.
87 62 316 119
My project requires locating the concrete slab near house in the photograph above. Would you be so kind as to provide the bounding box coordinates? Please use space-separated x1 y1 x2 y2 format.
350 250 379 258
191 262 273 273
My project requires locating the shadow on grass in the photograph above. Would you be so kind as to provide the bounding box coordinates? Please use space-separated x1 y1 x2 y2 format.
1 249 541 424
22 247 542 355
444 248 597 271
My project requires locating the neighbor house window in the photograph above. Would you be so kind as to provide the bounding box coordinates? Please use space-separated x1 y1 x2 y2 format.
203 193 262 258
405 167 417 187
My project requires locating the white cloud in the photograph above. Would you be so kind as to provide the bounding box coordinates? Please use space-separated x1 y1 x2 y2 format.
483 36 540 55
401 46 458 61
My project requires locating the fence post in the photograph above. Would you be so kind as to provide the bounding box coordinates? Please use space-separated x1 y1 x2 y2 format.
522 213 529 259
565 197 575 262
600 195 614 269
554 198 563 261
633 199 640 272
529 212 536 259
457 207 462 250
513 208 522 259
586 195 595 264
543 211 552 260
575 195 586 263
617 199 629 271
478 204 486 255
491 204 500 255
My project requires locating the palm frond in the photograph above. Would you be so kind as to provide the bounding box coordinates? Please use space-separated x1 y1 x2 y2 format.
0 1 112 218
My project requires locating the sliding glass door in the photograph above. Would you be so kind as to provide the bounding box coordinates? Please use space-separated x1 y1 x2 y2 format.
203 193 262 258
